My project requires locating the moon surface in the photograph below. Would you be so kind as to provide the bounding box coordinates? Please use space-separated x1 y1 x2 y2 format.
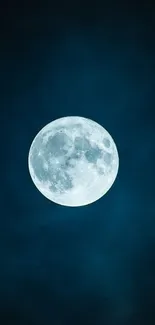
28 116 119 207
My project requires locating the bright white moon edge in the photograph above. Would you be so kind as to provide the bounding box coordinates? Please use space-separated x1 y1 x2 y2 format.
28 116 119 207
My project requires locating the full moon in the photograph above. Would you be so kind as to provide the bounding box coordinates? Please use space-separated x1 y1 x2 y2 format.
28 116 119 207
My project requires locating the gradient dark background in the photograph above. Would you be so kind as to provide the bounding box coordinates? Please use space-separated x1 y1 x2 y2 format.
1 1 155 324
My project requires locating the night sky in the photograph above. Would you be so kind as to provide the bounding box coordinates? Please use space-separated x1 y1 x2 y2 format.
1 1 155 324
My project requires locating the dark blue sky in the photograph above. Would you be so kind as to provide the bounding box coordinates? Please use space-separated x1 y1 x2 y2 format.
1 1 155 324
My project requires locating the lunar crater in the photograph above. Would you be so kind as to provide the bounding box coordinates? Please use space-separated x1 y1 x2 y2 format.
103 137 111 148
